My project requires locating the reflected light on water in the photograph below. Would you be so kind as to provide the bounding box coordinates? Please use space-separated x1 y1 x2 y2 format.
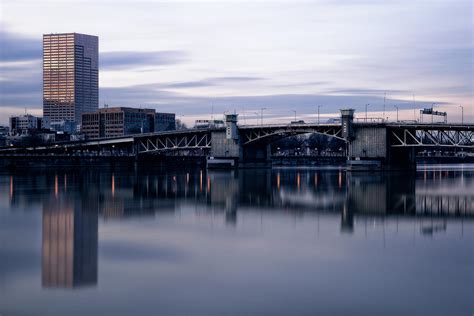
9 175 13 200
111 174 115 197
54 174 58 197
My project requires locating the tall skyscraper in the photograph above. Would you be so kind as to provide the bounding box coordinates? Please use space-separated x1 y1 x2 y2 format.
43 33 98 125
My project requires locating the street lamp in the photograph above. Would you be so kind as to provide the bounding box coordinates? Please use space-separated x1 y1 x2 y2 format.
317 105 323 124
459 105 464 124
365 103 370 122
260 107 266 125
431 103 435 124
394 105 399 122
254 111 259 125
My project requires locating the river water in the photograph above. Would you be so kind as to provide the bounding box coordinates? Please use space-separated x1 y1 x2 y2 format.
1 165 473 316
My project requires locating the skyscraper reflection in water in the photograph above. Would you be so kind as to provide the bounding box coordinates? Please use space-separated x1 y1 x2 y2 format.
42 195 98 288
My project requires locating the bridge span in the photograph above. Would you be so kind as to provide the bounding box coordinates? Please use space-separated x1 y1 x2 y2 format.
1 109 473 169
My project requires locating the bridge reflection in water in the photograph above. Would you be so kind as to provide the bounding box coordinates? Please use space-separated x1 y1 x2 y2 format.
4 167 469 288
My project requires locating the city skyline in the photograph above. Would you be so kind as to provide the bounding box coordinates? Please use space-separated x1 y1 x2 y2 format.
0 0 472 125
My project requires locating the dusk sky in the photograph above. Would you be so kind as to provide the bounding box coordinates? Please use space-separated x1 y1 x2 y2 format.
0 0 472 125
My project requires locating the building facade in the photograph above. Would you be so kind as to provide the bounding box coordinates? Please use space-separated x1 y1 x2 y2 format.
154 112 176 132
43 33 98 126
81 107 176 139
9 114 51 135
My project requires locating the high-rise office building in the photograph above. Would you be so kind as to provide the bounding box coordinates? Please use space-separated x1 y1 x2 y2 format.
43 33 98 126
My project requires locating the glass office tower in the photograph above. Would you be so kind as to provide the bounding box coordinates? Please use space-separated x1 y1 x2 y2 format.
43 33 98 125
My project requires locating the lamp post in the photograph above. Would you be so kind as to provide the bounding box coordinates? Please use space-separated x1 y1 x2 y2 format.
260 107 266 126
317 105 323 124
459 105 464 124
394 105 399 122
431 103 435 124
365 103 370 122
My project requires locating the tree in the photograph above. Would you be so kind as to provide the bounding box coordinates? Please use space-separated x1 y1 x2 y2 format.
175 119 188 130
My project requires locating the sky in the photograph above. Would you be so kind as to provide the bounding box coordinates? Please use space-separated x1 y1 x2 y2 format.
0 0 472 125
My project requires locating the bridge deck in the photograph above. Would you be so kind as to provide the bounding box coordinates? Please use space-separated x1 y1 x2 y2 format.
1 122 472 154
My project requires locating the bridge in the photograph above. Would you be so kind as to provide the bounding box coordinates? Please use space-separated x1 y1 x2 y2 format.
1 109 473 169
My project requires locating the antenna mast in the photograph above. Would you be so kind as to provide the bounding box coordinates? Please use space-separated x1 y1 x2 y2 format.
413 94 416 121
383 92 386 121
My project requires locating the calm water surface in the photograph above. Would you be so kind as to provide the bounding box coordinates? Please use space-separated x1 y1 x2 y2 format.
1 165 473 316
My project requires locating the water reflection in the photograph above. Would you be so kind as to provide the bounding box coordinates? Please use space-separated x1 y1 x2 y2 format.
5 168 472 223
42 195 98 288
1 166 473 315
2 167 473 290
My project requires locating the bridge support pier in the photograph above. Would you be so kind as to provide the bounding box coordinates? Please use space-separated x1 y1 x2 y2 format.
239 144 272 168
347 129 416 171
342 109 416 171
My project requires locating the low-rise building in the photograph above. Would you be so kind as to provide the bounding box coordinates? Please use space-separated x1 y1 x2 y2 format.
9 114 50 135
50 120 77 134
0 126 9 135
81 107 176 139
154 113 176 132
0 126 8 147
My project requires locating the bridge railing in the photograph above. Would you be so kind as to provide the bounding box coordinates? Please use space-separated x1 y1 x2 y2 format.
353 117 386 124
238 122 342 128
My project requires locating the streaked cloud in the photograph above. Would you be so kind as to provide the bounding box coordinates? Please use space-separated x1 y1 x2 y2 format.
101 50 188 70
0 30 41 62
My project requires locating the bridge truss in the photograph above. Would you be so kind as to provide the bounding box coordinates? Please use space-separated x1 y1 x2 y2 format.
389 125 474 148
239 124 344 145
136 130 212 153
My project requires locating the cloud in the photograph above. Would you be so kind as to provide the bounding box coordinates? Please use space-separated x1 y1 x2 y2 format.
273 81 329 88
164 81 215 89
99 82 444 123
162 76 264 89
0 80 42 106
101 50 188 70
0 30 41 62
0 60 42 110
210 76 264 82
326 88 407 96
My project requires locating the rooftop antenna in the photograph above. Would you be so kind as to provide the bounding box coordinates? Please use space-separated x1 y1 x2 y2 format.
25 107 27 115
211 104 214 121
413 93 416 121
383 92 386 121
